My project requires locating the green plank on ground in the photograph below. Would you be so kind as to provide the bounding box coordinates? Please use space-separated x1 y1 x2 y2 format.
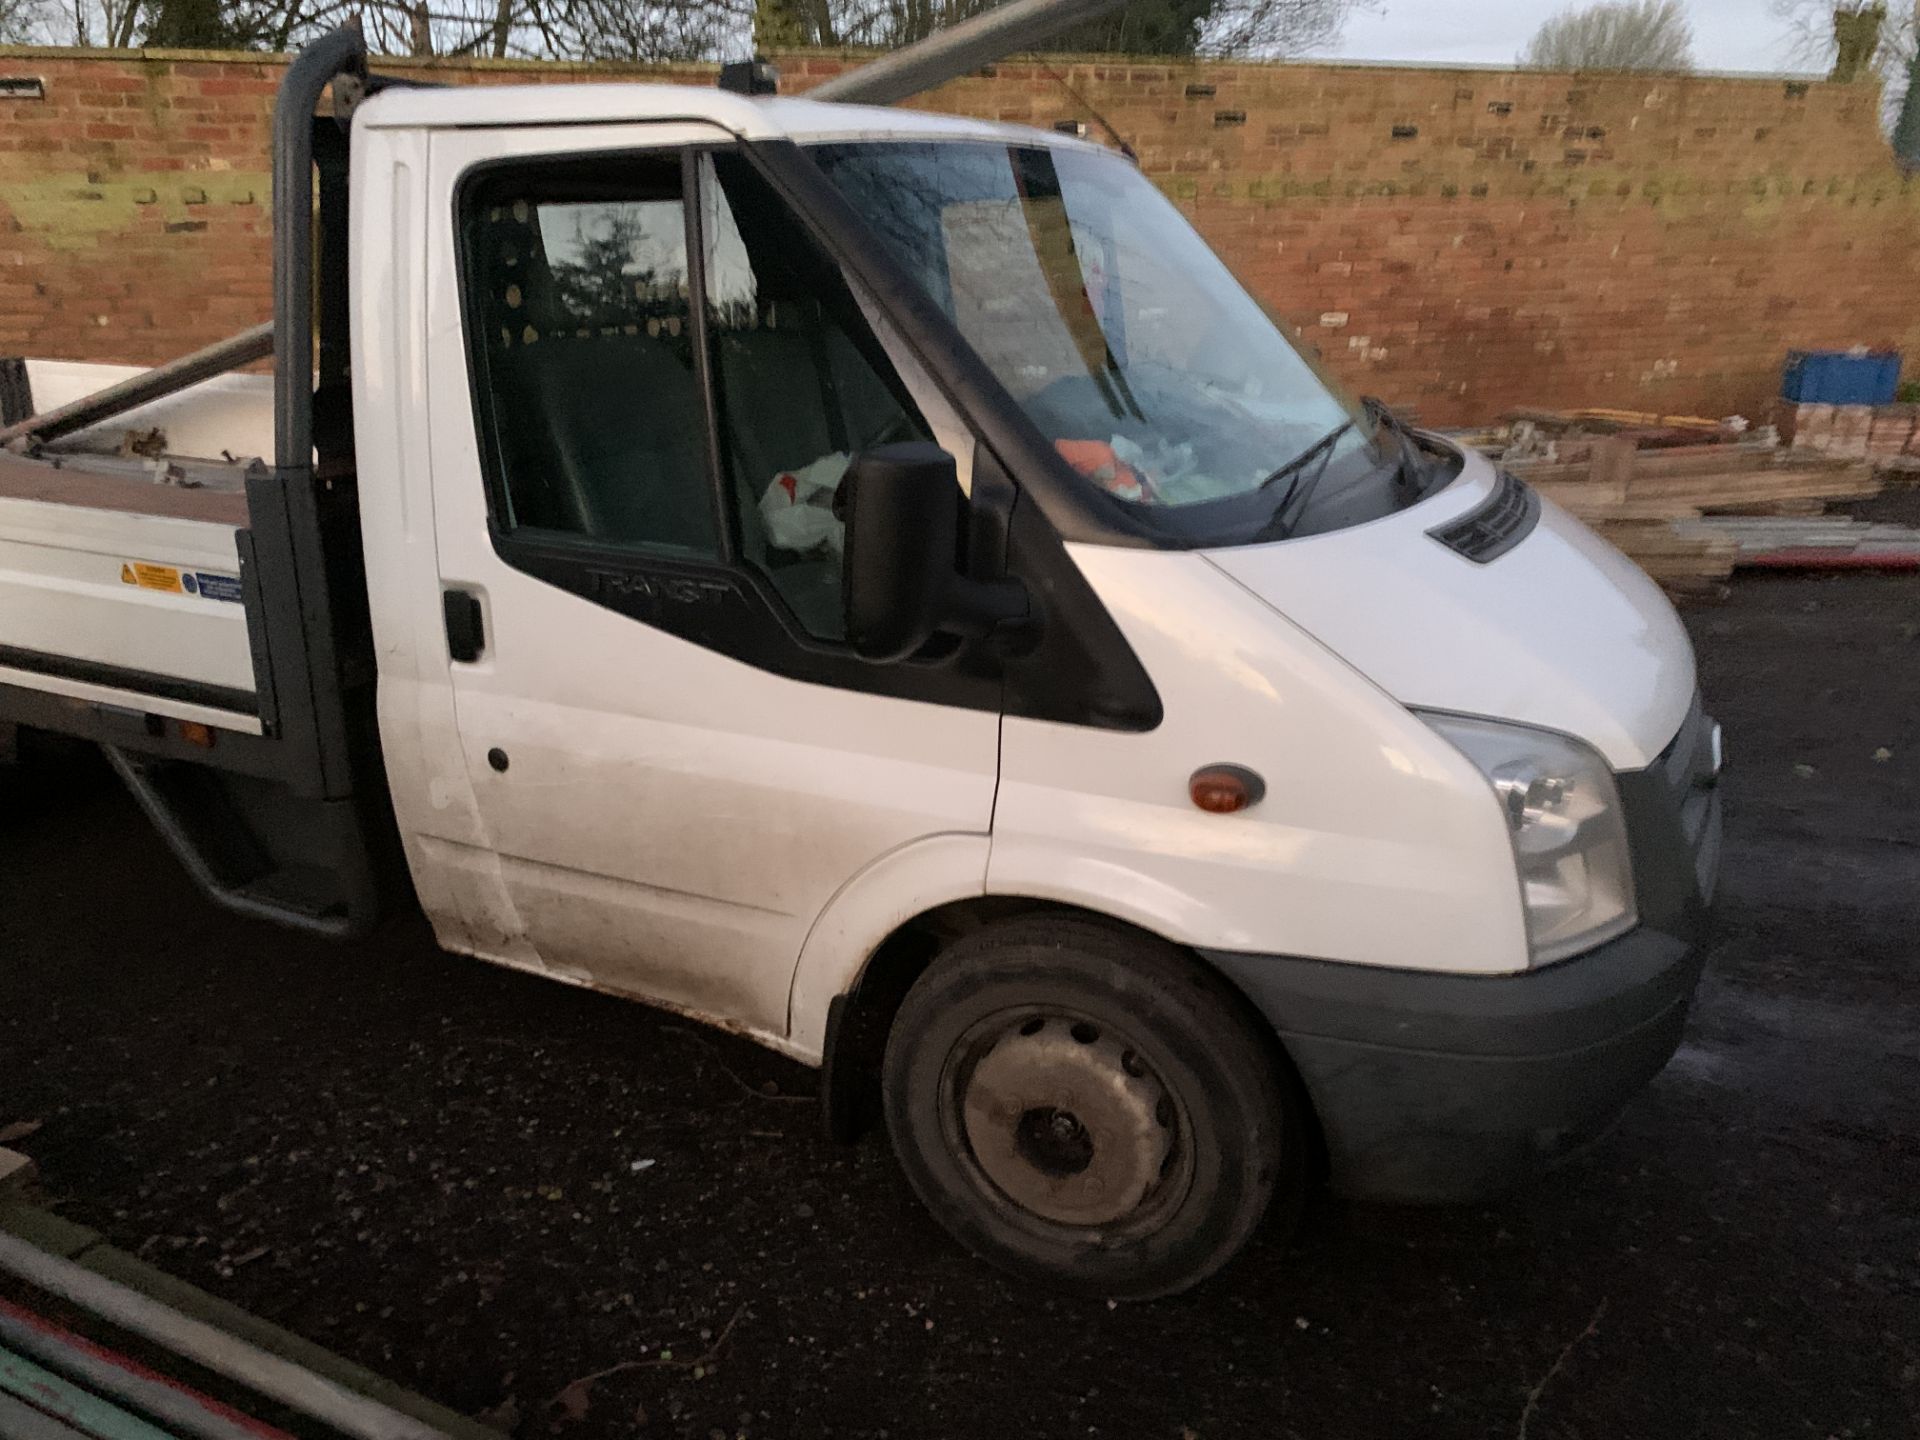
1 1200 501 1440
75 1250 500 1440
0 1343 177 1440
0 1389 98 1440
0 1202 101 1263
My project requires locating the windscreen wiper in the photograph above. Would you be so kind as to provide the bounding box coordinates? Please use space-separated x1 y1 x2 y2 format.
1258 419 1353 496
1363 396 1431 499
1251 418 1354 541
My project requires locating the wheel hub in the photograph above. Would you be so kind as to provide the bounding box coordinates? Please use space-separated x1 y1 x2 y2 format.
960 1018 1172 1228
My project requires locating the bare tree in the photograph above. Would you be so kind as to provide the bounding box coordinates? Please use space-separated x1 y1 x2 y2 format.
19 0 208 46
0 0 51 43
1828 1 1888 79
456 0 1357 60
11 0 1358 63
1774 1 1915 133
1520 0 1695 71
1199 0 1353 55
525 0 748 61
31 0 144 45
440 0 1358 61
744 0 1354 55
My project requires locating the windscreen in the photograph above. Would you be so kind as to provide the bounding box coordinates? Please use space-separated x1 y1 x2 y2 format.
811 140 1377 520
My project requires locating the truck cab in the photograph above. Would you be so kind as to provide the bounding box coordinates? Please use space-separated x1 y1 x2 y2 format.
0 36 1721 1298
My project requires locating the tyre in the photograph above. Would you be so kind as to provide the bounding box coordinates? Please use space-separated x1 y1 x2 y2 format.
881 914 1306 1299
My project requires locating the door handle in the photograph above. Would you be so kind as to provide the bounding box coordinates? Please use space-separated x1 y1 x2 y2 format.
443 588 485 663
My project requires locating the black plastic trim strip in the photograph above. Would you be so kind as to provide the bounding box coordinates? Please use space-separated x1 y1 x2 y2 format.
0 644 259 717
233 528 281 733
1615 699 1721 932
1203 924 1702 1061
490 526 1006 713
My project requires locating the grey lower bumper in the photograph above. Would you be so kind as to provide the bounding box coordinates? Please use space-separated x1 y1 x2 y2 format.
1206 924 1708 1203
1208 701 1720 1204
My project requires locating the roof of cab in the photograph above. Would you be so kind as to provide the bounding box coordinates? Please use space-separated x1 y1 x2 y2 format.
356 83 1094 151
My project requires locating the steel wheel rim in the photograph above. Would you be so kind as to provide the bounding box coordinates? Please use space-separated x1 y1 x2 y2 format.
937 1007 1196 1242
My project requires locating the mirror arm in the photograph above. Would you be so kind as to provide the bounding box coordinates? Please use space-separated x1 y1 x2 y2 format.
941 576 1034 649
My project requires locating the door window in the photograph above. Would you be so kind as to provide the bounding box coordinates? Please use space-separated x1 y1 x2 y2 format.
463 157 717 555
700 152 929 640
460 148 929 643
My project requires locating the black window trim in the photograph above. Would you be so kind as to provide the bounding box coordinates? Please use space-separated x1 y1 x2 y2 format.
457 141 893 640
488 521 969 668
451 135 1162 731
457 147 701 547
678 146 738 567
450 139 1002 708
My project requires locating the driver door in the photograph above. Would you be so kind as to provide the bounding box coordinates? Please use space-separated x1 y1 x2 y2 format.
422 124 1001 1038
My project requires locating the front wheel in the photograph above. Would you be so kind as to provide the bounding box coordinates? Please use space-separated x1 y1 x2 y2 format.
881 916 1307 1298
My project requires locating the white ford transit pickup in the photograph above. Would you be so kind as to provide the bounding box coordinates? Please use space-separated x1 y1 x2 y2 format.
0 26 1721 1296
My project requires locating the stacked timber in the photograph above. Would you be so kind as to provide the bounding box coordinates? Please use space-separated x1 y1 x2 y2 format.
1457 411 1882 594
1670 516 1920 570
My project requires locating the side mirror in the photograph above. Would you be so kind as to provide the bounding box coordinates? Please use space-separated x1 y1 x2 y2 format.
841 443 1028 663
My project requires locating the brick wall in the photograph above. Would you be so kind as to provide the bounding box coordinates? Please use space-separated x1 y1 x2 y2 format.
2 44 1916 425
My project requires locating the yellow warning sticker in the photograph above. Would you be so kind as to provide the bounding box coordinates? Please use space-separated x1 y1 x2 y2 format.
120 561 184 594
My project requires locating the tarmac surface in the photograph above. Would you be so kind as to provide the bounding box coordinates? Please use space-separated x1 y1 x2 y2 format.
4 569 1917 1439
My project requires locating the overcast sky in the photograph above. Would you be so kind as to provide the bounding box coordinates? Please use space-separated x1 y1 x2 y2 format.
1329 1 1822 75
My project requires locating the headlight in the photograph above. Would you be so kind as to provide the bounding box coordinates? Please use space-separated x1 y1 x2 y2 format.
1421 713 1637 965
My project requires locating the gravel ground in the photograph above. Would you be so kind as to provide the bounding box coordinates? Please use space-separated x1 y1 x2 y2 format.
3 570 1917 1440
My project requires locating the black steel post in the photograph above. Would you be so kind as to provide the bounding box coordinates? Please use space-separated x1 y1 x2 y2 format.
272 21 366 478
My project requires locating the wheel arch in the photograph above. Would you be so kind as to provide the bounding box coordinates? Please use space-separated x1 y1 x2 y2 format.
793 834 1276 1062
817 891 1325 1177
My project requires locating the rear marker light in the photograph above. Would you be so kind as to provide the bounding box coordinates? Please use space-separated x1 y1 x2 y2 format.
1190 764 1265 814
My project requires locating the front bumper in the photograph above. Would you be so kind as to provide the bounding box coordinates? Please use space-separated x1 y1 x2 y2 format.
1208 922 1707 1202
1206 702 1722 1205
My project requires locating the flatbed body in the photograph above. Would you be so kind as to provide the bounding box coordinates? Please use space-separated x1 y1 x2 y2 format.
0 447 257 732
